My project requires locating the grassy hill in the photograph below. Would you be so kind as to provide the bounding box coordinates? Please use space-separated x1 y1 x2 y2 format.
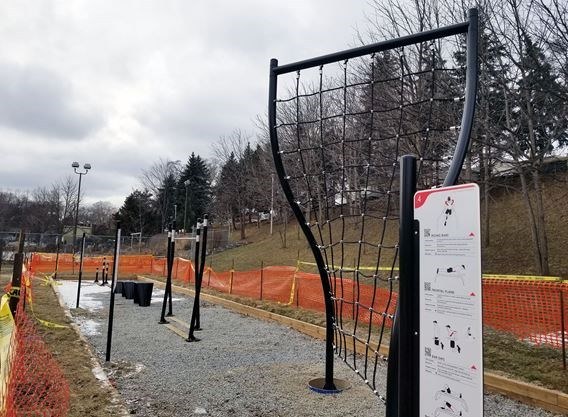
209 171 568 278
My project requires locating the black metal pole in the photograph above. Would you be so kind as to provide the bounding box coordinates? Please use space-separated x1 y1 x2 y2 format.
397 155 419 417
9 230 25 318
54 234 61 280
75 232 86 308
444 8 479 187
0 242 3 275
269 57 336 390
159 227 173 324
187 220 202 342
167 221 176 317
72 172 83 275
105 222 121 362
94 267 99 284
195 215 209 330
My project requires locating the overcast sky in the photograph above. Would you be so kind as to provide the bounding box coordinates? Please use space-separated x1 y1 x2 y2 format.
0 0 373 207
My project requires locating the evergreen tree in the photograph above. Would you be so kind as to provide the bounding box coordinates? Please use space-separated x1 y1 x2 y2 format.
177 153 212 230
115 189 159 235
155 173 178 231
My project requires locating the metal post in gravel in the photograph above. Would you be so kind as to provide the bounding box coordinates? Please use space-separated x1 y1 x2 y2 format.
187 219 202 342
195 215 208 330
75 233 86 308
159 226 173 324
105 222 121 362
167 221 176 317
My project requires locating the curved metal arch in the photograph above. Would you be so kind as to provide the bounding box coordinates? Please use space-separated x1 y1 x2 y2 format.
268 7 478 404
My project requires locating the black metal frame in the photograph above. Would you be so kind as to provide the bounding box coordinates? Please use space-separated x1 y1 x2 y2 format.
268 8 478 411
105 222 121 362
187 215 209 340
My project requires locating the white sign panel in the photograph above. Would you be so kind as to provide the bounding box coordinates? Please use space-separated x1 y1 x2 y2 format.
415 184 483 417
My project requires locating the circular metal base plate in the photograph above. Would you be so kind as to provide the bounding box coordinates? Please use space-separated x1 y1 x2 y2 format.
308 378 350 394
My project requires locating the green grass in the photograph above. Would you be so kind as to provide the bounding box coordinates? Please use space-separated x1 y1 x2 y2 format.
484 327 567 392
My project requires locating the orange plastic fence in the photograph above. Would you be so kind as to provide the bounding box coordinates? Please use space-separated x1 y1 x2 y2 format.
3 272 70 417
482 279 568 348
29 253 568 349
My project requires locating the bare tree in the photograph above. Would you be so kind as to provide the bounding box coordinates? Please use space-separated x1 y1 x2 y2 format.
140 158 181 230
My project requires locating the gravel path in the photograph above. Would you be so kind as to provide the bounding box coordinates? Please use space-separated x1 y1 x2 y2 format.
59 281 563 417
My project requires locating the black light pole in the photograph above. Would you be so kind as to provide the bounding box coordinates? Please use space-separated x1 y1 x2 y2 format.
183 179 190 232
71 162 91 274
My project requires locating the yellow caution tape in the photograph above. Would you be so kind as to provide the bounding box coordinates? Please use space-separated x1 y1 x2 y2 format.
482 274 564 282
299 261 565 282
298 261 398 272
13 272 69 329
0 294 15 411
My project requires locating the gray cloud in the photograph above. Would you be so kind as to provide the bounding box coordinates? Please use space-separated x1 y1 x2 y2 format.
0 62 102 139
0 0 369 207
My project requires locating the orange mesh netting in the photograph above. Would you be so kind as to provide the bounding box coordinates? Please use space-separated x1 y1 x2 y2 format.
2 271 70 417
482 278 568 348
29 253 568 349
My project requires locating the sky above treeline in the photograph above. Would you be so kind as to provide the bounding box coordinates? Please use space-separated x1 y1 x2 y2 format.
0 0 370 206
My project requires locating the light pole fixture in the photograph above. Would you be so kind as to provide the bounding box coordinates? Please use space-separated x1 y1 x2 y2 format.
183 179 190 232
72 162 91 273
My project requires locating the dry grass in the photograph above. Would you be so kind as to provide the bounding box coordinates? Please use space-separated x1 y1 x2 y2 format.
0 271 121 417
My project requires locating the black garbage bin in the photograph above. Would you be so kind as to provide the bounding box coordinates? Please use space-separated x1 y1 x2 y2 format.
133 283 140 304
114 281 124 294
123 281 136 299
136 283 154 307
121 280 131 297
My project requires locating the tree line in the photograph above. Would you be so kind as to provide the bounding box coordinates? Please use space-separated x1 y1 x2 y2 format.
1 0 566 275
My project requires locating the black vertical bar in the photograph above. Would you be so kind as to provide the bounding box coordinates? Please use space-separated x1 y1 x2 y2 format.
443 8 479 187
75 233 86 308
167 221 176 317
159 227 172 324
268 57 336 390
561 291 566 370
187 220 202 341
398 155 418 417
9 231 25 318
105 222 121 362
196 215 208 330
54 234 61 280
386 309 399 417
94 268 99 283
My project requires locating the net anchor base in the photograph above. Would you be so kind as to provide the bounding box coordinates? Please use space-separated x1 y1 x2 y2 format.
308 378 350 394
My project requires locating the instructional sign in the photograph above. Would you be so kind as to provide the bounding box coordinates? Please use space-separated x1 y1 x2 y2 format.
415 184 483 417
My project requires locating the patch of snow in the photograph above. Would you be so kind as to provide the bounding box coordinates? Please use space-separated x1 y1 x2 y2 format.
58 281 110 311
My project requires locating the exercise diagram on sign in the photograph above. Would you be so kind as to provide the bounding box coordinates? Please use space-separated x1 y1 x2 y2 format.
415 183 483 417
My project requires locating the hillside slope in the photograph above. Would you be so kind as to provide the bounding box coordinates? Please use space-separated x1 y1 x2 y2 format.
209 171 568 277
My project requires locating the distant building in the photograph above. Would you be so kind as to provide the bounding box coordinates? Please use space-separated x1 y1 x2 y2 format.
62 225 92 244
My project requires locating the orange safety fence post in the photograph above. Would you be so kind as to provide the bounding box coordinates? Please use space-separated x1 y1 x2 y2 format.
260 261 264 300
229 259 234 295
207 259 212 287
561 289 566 370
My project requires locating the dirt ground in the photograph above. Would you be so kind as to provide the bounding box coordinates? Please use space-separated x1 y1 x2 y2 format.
1 270 123 417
